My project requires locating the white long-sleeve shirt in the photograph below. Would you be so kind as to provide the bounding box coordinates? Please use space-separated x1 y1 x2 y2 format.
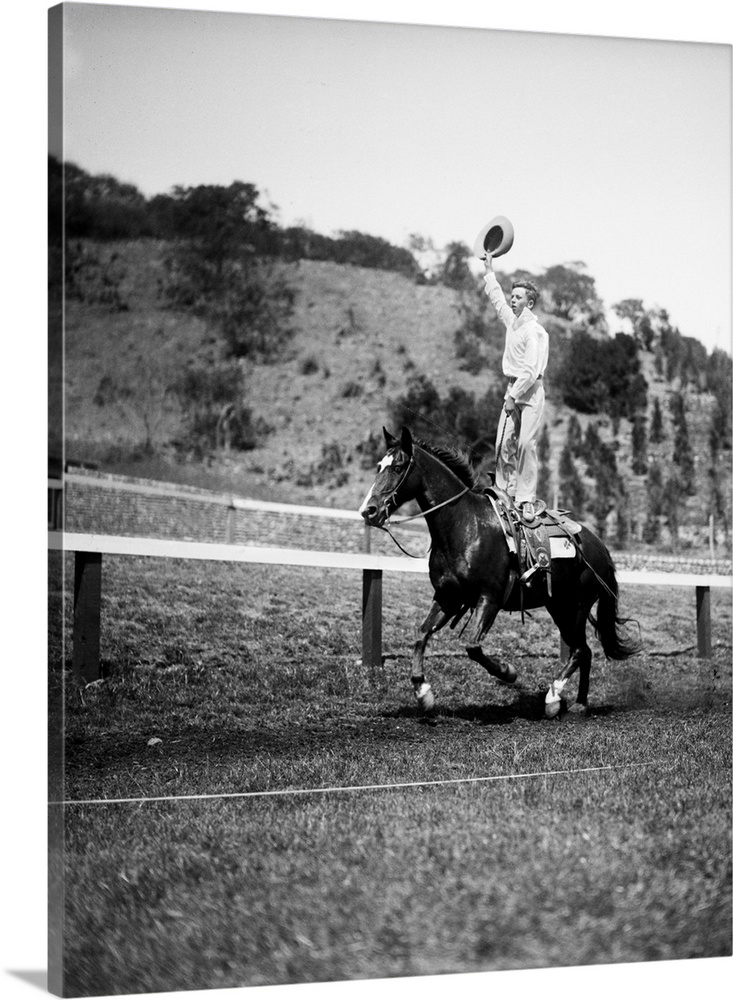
484 270 549 400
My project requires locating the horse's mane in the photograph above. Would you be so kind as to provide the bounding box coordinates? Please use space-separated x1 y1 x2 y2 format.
414 437 478 488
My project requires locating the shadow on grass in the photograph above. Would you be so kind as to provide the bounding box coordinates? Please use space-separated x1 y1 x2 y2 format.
385 686 549 725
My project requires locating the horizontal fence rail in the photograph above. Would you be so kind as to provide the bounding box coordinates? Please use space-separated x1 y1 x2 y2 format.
50 530 732 684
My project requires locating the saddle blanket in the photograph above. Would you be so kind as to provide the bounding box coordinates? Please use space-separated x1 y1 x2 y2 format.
548 535 575 558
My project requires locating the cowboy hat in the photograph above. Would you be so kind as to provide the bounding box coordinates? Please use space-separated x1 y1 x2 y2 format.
472 215 514 259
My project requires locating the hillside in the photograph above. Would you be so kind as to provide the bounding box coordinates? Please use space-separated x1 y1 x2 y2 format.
62 241 480 497
59 239 730 553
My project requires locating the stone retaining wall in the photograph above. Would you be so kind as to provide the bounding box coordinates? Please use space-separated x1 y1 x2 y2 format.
59 471 732 576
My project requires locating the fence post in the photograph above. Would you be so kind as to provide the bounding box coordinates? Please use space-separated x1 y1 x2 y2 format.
73 551 103 682
696 585 712 658
48 479 64 530
362 569 383 667
226 501 236 543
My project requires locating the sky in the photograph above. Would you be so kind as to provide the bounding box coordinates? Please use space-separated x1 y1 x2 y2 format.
50 1 731 354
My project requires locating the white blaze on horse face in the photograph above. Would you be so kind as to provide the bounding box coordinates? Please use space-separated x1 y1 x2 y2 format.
359 453 394 514
358 484 374 516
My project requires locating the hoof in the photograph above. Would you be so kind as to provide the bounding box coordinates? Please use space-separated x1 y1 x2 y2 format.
415 681 435 712
545 679 567 719
568 702 589 717
545 697 564 719
495 664 517 686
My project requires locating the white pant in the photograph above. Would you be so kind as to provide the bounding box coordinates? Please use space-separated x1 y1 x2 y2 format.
494 381 545 504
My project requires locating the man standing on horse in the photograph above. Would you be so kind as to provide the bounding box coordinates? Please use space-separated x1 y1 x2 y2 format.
483 255 549 523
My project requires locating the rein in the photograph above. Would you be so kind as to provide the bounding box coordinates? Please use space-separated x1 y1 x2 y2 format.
378 486 471 559
390 485 471 525
377 452 472 558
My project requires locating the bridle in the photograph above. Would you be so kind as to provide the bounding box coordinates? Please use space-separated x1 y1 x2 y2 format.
378 450 415 519
372 448 471 557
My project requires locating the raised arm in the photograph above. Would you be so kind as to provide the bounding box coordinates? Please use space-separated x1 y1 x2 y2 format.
483 255 514 329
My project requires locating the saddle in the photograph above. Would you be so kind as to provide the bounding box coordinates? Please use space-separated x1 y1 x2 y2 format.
481 485 582 601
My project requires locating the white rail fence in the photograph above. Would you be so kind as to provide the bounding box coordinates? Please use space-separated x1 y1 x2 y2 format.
49 529 731 683
49 472 732 682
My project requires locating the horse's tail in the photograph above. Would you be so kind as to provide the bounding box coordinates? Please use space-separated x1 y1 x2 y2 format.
585 543 642 660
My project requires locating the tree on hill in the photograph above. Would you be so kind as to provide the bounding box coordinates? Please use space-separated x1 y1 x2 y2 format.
649 397 665 443
537 424 552 502
643 462 665 543
553 329 647 419
330 230 422 277
669 391 695 495
662 472 686 545
708 400 731 543
163 182 276 273
541 262 606 328
558 442 585 516
388 373 503 466
437 242 475 291
707 348 732 451
160 182 296 362
453 281 505 376
581 420 602 462
655 318 709 390
631 413 648 475
581 422 623 538
589 455 620 540
171 348 259 457
49 156 152 240
280 226 422 278
612 298 655 350
566 414 583 457
614 485 631 549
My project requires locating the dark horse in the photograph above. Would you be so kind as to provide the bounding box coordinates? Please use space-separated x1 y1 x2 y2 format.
359 427 640 718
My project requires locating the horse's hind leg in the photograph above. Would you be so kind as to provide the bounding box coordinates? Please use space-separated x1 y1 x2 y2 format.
412 600 451 712
545 601 593 718
545 646 592 718
464 597 517 686
465 646 517 685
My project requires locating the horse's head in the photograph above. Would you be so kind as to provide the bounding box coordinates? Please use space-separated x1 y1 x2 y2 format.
359 427 417 527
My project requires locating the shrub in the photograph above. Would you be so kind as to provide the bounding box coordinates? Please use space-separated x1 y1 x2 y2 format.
341 381 364 399
389 373 503 466
554 330 647 419
171 353 262 456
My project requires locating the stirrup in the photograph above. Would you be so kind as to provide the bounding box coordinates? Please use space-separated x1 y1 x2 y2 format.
520 565 539 587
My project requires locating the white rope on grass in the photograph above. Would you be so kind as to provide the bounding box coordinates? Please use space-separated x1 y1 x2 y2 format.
51 761 656 807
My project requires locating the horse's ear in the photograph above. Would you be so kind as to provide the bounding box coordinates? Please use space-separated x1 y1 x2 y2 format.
383 427 397 448
400 426 413 456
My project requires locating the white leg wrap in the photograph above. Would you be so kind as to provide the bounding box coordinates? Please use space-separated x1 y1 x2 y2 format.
545 678 568 718
415 681 435 711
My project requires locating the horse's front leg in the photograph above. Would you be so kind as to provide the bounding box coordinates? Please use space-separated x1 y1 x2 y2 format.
412 600 451 712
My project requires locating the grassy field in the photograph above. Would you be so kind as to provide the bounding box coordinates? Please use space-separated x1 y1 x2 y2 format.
50 554 732 996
